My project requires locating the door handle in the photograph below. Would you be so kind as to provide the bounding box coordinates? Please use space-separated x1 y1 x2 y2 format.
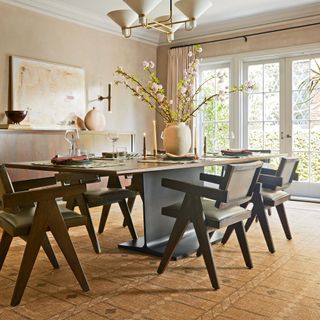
286 134 292 138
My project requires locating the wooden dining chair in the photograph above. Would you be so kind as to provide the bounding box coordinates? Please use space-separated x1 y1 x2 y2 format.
157 161 262 289
222 157 299 250
56 173 138 254
0 165 89 306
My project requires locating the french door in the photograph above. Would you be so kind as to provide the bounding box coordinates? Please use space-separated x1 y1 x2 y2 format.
243 56 320 198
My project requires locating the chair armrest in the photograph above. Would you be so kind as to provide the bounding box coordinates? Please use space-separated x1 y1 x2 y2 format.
162 178 227 202
12 176 57 191
258 174 283 190
55 173 100 185
260 168 277 175
2 184 86 208
200 173 223 185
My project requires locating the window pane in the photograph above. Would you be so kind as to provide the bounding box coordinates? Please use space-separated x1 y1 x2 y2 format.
292 120 309 151
204 122 215 153
248 65 263 93
293 152 309 182
248 94 263 121
292 60 309 90
248 122 263 149
310 90 320 120
264 93 279 121
264 122 279 150
310 121 320 152
216 122 229 150
216 100 229 121
264 63 280 92
292 90 309 120
310 153 320 183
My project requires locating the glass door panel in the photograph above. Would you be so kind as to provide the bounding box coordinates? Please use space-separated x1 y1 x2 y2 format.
245 61 281 168
291 58 320 184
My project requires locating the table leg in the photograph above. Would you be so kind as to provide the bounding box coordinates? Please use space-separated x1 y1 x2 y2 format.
118 168 204 260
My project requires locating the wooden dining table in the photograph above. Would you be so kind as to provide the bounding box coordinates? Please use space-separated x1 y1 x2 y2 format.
5 153 281 259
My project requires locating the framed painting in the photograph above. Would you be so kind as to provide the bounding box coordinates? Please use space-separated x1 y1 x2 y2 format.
9 56 86 128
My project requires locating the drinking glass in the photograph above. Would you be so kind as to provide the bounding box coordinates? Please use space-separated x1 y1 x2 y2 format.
107 132 119 158
64 128 79 156
116 147 127 163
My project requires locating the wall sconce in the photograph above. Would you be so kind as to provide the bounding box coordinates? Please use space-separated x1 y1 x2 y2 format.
97 83 112 112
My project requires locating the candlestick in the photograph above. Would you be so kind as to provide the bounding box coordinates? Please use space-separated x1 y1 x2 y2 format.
203 135 207 156
143 132 147 159
153 120 157 157
108 83 112 112
193 123 198 157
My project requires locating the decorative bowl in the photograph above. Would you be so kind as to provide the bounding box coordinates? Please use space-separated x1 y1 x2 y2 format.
5 110 28 124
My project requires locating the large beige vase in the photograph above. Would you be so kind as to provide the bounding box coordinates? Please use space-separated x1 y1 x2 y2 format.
163 122 191 156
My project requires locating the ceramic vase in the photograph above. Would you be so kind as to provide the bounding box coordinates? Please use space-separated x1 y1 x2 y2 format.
84 107 106 131
163 122 191 156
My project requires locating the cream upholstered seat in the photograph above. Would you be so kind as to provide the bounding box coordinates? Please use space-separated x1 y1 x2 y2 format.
163 199 250 229
261 189 290 207
157 161 262 290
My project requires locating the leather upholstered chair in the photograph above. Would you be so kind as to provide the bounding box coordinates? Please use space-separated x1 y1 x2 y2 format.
0 165 89 306
56 173 138 254
222 157 299 251
157 161 262 289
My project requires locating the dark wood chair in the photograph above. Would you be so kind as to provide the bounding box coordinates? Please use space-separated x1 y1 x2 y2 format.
222 157 299 249
56 173 138 253
0 165 89 306
157 161 262 289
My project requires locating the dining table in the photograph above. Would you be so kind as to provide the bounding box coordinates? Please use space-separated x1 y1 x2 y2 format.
5 153 281 259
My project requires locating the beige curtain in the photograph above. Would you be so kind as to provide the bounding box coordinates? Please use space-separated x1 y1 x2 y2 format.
166 46 193 111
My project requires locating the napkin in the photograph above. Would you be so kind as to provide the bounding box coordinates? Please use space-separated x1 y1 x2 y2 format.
51 155 88 165
221 149 253 156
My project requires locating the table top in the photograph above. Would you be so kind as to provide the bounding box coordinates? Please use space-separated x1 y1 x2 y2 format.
4 154 284 176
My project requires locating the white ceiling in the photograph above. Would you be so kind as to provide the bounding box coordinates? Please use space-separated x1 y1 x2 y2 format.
2 0 320 45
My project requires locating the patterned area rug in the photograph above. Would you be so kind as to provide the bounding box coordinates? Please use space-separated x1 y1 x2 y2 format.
0 200 319 319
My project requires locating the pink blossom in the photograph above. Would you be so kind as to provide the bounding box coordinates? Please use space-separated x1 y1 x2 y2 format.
151 82 159 93
188 51 193 57
196 47 203 53
180 86 187 95
143 61 150 68
157 93 165 102
169 100 173 105
136 85 141 93
149 61 155 69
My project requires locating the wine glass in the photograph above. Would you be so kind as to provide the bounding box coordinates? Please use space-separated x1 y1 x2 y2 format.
107 132 119 158
64 128 79 156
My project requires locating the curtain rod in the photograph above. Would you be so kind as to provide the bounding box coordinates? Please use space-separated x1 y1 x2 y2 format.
170 21 320 50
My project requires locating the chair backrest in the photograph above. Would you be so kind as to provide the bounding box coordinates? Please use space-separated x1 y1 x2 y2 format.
276 157 299 188
217 161 262 208
0 165 17 211
247 149 271 163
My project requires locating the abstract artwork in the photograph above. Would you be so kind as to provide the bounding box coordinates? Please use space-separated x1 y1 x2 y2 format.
10 56 86 128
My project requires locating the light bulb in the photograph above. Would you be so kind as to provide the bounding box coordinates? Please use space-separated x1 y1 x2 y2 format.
167 32 174 42
122 28 132 38
185 19 196 31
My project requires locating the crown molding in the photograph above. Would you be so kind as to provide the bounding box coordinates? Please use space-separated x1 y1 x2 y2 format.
1 0 320 47
0 0 160 45
159 3 320 46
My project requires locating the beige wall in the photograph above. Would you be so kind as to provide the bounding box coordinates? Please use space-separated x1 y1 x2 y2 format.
0 2 157 152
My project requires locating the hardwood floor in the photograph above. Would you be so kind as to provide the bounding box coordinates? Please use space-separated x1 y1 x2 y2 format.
0 200 319 319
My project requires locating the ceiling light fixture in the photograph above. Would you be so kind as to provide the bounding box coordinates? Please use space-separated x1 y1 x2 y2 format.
107 0 212 43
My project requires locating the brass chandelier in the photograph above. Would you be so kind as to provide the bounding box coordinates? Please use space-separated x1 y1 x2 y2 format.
107 0 212 43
